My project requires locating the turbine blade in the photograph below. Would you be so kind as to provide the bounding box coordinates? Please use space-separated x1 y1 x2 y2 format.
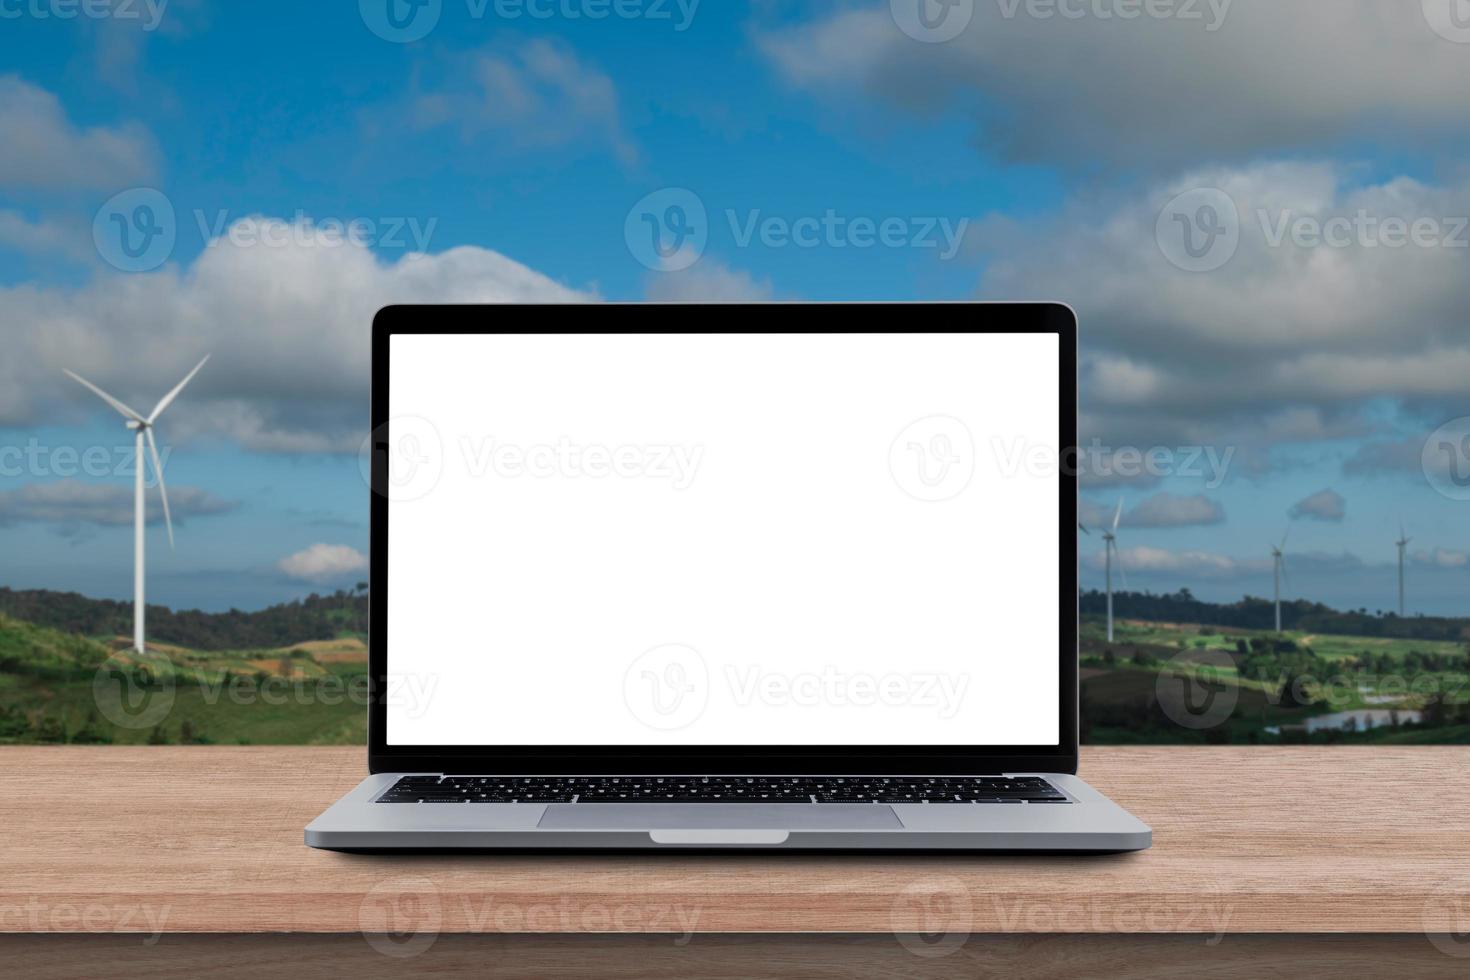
1280 524 1291 550
1111 498 1123 533
145 427 174 549
63 369 145 423
1279 556 1289 587
1078 522 1090 535
148 354 210 423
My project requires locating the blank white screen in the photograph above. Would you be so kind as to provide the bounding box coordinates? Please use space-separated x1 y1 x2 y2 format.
386 331 1060 746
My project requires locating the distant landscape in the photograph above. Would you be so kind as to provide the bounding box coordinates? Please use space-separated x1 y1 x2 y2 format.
1 586 1466 745
0 587 370 746
1080 589 1470 745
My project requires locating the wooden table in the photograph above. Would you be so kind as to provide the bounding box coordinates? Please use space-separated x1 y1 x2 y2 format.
3 746 1468 977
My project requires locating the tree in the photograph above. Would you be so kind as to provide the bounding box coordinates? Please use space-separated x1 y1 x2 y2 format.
1275 668 1316 710
1422 694 1448 728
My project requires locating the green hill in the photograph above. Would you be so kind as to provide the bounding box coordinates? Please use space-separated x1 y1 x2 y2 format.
0 586 369 652
0 611 369 747
1081 587 1470 643
1080 616 1470 744
0 613 112 677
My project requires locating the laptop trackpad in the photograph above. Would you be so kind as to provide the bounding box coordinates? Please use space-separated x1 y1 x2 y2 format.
538 803 902 830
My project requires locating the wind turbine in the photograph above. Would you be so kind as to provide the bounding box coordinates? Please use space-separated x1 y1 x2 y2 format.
1102 500 1123 643
1270 527 1290 634
1395 521 1411 618
64 356 209 653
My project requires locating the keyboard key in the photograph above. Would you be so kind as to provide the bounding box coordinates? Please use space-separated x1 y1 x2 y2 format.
375 775 1069 804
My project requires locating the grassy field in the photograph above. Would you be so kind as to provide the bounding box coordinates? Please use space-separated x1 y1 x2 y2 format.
1080 616 1470 744
0 614 369 745
1084 618 1468 661
6 607 1470 745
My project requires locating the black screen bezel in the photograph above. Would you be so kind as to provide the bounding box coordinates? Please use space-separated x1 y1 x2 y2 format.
368 304 1079 775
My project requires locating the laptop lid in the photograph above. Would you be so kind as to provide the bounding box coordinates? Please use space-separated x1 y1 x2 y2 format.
368 305 1078 775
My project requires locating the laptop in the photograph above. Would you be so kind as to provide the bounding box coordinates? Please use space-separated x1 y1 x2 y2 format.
305 304 1151 851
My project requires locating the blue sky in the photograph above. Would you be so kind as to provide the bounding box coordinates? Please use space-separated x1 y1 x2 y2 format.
3 1 1470 614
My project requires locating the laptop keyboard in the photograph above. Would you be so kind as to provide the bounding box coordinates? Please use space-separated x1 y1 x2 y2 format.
376 775 1070 804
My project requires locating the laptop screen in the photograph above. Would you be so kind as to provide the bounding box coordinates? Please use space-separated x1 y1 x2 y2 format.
384 331 1061 747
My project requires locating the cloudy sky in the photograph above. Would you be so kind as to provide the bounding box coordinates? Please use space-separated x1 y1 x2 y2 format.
3 1 1470 613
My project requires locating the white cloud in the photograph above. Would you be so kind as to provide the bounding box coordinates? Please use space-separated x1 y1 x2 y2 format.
4 216 594 451
1083 544 1257 579
277 543 368 583
1413 547 1469 570
1084 544 1369 580
1289 488 1346 523
645 258 776 302
0 479 235 529
1078 498 1111 529
760 2 1470 167
1124 492 1225 528
0 210 94 261
1342 437 1423 477
411 40 637 166
0 75 155 189
973 161 1470 455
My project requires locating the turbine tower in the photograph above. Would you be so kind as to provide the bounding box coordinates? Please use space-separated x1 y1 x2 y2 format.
1395 521 1411 618
1270 527 1290 634
64 356 209 653
1102 500 1123 643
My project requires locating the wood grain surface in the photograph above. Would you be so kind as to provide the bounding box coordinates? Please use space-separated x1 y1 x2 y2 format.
3 934 1468 980
2 746 1466 936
